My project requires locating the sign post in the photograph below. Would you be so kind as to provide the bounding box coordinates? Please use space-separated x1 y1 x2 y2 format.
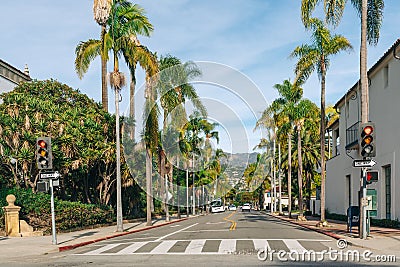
39 171 60 245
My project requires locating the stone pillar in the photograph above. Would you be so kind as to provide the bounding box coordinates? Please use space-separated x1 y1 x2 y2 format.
2 194 21 237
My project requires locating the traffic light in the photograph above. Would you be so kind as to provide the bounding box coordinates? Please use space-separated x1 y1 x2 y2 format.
36 137 52 170
366 170 379 184
359 122 376 157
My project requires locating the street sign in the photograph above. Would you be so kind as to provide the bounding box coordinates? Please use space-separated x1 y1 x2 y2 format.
353 159 377 168
40 171 60 179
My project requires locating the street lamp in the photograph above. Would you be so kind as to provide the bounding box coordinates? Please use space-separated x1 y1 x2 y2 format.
10 157 18 184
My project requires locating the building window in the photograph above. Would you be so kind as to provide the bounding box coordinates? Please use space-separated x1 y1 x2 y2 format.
384 165 391 219
384 65 389 88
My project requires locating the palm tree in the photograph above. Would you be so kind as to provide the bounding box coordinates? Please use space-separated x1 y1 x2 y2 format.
76 0 154 116
157 55 206 220
292 99 320 218
291 18 352 222
301 0 384 123
93 0 112 111
257 80 303 217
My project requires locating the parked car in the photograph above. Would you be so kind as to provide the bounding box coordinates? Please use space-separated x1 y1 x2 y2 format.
228 204 237 211
242 203 251 212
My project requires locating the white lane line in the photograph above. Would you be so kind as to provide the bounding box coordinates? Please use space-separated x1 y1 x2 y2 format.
116 242 147 254
84 243 121 255
253 239 271 252
205 222 226 225
218 239 236 254
283 239 307 253
155 223 198 242
150 240 178 254
170 225 181 228
185 239 206 254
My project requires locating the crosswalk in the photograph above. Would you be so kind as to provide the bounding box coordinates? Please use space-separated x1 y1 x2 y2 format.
76 239 333 256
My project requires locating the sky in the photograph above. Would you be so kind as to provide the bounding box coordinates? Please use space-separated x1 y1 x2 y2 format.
1 0 400 154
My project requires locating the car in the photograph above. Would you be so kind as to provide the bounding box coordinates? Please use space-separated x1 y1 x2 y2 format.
242 203 251 212
228 204 237 211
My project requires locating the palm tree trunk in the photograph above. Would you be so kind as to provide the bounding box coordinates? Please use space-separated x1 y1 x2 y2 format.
146 148 153 226
297 126 303 218
101 25 108 112
360 0 369 124
129 70 136 140
288 133 292 218
320 70 327 222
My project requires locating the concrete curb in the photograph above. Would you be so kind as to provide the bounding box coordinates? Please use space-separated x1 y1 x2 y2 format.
267 212 345 241
58 217 189 252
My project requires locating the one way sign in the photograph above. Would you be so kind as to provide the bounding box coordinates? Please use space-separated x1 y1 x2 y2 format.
353 159 377 168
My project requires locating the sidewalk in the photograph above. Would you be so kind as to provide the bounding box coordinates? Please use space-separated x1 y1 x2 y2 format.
0 215 191 263
270 213 400 257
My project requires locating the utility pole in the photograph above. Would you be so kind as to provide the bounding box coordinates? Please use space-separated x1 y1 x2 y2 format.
115 87 123 232
273 135 277 213
279 143 282 214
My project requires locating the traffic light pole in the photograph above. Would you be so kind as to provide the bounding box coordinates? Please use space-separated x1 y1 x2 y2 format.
50 178 57 245
360 167 367 239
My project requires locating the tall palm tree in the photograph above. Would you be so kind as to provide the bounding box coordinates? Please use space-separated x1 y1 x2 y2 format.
157 55 206 220
257 80 303 217
301 0 384 123
76 1 154 116
93 0 112 111
291 18 352 222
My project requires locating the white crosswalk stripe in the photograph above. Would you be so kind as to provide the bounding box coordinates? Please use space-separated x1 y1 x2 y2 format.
185 239 206 254
116 242 147 254
282 239 307 254
76 238 332 256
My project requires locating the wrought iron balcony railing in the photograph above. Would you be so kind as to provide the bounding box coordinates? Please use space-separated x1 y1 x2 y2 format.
345 121 360 149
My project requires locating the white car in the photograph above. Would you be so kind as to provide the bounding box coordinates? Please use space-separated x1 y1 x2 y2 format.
228 204 237 211
242 203 251 212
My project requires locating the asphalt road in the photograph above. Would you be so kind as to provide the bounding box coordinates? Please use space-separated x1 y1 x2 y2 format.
26 211 397 266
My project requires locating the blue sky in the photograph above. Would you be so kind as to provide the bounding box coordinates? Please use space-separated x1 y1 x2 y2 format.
1 0 400 153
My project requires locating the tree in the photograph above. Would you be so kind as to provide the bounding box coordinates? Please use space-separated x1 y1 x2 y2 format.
0 80 119 206
257 80 303 217
291 17 352 222
76 0 155 116
93 0 112 111
301 0 384 118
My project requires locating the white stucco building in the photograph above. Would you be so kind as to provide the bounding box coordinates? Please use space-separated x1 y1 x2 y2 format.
326 39 400 220
0 59 31 97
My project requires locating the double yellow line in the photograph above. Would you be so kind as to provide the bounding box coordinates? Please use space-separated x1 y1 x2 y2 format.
223 211 237 231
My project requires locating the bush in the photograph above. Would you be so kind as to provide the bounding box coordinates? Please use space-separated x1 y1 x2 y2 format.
0 188 115 234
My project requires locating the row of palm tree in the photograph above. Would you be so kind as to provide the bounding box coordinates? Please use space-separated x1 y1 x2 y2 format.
253 0 384 222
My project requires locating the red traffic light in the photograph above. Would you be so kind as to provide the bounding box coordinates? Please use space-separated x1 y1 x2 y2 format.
36 137 52 170
38 139 48 149
359 122 376 158
362 125 373 135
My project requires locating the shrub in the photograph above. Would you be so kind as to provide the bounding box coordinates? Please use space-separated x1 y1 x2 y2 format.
0 188 115 234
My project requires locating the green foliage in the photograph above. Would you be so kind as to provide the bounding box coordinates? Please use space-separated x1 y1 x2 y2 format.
0 79 121 206
0 188 115 234
370 218 400 229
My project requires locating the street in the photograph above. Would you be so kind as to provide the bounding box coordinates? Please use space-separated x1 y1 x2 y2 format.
26 211 392 267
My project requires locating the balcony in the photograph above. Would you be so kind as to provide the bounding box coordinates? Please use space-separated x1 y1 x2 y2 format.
345 121 360 149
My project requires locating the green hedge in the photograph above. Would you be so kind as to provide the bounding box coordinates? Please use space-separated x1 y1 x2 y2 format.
0 188 115 234
326 211 400 229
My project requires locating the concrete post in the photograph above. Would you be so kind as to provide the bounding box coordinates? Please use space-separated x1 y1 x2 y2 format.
2 194 21 237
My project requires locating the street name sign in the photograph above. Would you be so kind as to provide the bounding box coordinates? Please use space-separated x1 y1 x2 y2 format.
353 159 377 168
40 171 60 179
